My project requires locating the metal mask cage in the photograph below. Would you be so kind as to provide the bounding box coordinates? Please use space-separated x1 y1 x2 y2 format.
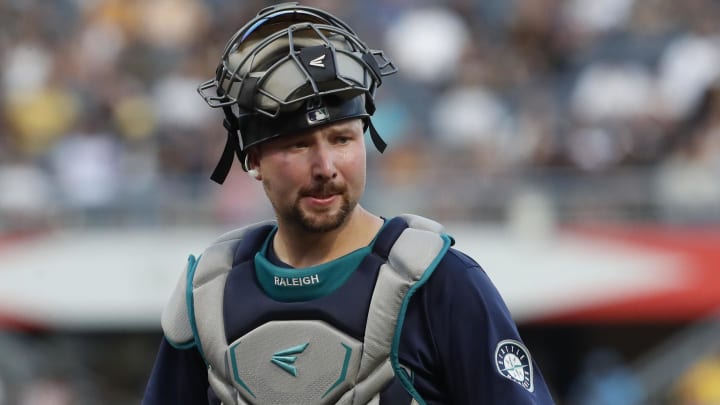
197 13 397 118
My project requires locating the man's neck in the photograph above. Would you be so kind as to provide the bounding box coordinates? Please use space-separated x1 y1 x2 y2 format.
272 207 383 268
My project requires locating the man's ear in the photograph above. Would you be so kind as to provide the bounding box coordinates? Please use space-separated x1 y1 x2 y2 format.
244 149 261 180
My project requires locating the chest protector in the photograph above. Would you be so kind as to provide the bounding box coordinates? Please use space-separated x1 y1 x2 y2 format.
160 214 452 405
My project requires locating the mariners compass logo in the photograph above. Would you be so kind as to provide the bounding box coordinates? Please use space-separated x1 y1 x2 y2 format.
495 339 534 392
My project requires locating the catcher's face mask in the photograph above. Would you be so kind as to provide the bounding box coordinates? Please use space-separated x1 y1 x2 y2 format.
197 2 398 184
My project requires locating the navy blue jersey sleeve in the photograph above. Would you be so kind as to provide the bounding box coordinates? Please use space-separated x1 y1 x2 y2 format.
398 248 555 404
142 337 215 405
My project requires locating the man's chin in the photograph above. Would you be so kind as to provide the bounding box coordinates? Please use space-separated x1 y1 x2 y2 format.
293 199 353 233
297 211 346 233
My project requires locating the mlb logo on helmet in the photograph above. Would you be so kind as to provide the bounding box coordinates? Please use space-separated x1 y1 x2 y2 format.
307 107 330 125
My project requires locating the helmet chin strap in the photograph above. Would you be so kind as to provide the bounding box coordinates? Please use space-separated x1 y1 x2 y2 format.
367 120 387 153
210 107 244 184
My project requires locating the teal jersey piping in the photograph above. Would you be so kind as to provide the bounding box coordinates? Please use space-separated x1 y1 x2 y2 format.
390 234 452 405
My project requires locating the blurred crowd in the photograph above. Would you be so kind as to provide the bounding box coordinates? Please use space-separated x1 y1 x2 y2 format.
2 0 720 232
2 1 720 404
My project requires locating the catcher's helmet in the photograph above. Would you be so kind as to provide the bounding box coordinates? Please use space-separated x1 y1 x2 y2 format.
198 2 398 184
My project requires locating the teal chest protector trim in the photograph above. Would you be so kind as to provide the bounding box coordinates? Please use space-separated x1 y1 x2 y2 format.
391 234 452 405
186 255 203 353
160 214 451 404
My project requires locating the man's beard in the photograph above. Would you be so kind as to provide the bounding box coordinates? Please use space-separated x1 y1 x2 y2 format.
291 193 353 233
273 181 356 233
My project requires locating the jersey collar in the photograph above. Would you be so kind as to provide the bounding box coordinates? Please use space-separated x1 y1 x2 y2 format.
254 226 377 302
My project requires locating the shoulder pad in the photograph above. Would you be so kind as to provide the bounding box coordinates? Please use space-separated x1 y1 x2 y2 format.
398 213 445 234
161 255 198 348
398 213 454 246
160 220 276 349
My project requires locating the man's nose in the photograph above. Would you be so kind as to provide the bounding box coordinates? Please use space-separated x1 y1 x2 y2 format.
310 143 337 180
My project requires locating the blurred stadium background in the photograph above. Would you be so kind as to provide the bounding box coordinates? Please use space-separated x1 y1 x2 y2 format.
1 0 720 404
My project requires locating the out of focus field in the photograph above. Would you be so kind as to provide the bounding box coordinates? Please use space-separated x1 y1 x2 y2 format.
1 0 719 404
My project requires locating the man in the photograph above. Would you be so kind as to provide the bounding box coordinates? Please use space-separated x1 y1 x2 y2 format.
143 3 555 404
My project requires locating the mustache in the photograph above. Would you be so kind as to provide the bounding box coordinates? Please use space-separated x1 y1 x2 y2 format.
298 182 345 197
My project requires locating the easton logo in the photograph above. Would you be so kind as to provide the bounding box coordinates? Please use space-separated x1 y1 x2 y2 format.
309 54 326 68
270 343 309 377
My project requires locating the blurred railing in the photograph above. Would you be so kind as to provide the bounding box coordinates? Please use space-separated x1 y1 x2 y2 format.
1 165 717 233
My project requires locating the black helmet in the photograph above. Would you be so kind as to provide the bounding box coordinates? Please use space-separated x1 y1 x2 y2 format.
198 2 398 184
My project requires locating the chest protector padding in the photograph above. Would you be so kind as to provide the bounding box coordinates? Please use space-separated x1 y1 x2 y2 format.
161 215 451 405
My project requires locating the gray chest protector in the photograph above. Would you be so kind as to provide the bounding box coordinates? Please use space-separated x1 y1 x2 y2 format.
161 214 452 405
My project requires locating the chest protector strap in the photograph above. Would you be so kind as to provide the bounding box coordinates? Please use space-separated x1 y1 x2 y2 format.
161 215 452 404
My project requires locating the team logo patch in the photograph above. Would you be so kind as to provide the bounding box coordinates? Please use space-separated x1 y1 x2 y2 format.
495 339 534 392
